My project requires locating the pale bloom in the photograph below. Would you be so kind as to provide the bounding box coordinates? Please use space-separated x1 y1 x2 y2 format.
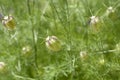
0 62 5 70
46 36 61 51
90 16 99 25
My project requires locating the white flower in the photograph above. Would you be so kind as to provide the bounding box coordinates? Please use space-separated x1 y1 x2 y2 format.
46 36 61 51
2 14 16 30
22 46 31 55
106 6 114 14
80 51 87 59
0 62 5 70
90 16 99 25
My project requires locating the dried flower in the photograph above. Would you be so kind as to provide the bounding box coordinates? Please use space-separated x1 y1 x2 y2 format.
46 36 61 51
2 14 16 30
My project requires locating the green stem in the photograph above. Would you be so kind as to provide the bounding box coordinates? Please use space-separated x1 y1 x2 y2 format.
32 26 38 69
65 0 71 48
27 0 38 74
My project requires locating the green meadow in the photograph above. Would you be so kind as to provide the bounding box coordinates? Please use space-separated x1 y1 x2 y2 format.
0 0 120 80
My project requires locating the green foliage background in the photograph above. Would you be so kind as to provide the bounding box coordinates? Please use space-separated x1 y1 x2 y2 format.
0 0 120 80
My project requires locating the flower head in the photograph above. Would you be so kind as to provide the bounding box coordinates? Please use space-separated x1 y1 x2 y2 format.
22 45 32 56
106 6 114 14
88 16 101 33
90 16 99 25
2 14 16 30
46 36 61 51
80 51 87 60
0 62 5 71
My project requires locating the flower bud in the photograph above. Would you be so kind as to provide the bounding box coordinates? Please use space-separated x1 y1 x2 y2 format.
89 16 101 33
2 14 16 30
99 58 105 65
0 62 6 71
106 6 117 20
106 6 114 15
22 45 32 56
90 16 99 25
46 36 61 51
80 51 87 60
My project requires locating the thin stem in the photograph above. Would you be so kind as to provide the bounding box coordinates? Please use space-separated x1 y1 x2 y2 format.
27 0 39 74
32 26 38 69
97 49 117 54
27 0 31 15
65 0 71 47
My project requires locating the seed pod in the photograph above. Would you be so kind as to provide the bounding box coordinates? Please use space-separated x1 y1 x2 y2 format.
46 36 61 51
2 14 16 30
